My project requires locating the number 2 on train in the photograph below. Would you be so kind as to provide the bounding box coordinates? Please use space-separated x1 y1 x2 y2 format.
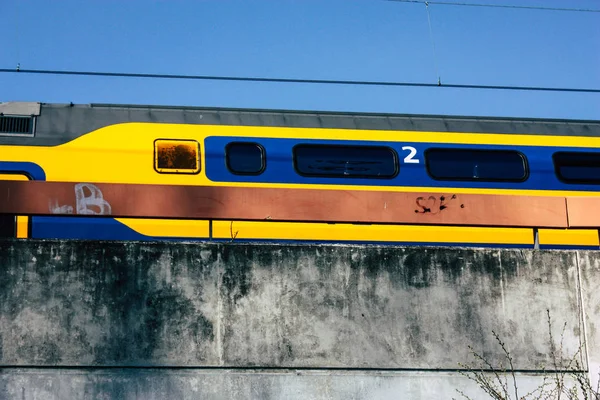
402 146 419 163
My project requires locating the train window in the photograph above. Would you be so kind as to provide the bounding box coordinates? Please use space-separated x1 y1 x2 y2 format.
154 139 200 174
553 152 600 184
425 148 528 182
226 142 266 175
293 144 398 178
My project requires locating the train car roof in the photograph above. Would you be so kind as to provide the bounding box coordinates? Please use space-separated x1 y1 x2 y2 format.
1 101 600 146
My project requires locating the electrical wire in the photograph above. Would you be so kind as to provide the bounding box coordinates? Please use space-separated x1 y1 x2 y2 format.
424 2 441 84
15 0 20 70
1 68 599 93
384 0 600 13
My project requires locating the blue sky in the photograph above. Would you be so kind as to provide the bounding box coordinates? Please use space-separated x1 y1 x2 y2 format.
0 0 598 119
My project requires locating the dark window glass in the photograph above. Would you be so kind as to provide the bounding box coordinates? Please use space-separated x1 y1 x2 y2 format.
0 215 15 238
155 139 200 173
294 144 398 178
426 148 527 182
553 152 600 184
226 142 266 175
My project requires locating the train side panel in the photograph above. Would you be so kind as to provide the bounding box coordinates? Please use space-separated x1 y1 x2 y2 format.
2 110 600 249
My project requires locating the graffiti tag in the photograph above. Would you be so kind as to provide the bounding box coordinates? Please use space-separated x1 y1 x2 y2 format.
414 194 464 214
49 183 112 215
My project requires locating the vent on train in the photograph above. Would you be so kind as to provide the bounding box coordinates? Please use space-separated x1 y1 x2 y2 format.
0 115 34 135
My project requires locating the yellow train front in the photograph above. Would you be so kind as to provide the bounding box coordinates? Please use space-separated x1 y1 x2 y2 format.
1 101 600 249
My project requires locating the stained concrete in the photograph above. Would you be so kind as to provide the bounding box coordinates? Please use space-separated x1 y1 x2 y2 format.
0 240 584 370
0 369 582 400
576 251 600 390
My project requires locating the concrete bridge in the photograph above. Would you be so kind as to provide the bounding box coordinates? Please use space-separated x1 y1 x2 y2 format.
0 238 599 399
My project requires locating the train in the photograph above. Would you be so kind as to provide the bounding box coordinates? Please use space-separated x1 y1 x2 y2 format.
1 101 600 249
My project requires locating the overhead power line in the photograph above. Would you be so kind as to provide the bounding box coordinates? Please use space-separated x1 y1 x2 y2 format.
385 0 600 13
424 2 441 84
1 68 599 94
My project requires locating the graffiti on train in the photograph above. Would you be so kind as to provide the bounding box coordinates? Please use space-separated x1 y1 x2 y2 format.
414 194 464 215
49 183 112 215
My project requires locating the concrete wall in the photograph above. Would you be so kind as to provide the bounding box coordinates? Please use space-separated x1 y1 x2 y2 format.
0 239 596 399
0 369 582 400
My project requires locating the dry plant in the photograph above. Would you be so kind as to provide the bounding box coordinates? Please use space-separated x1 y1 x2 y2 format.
453 310 599 400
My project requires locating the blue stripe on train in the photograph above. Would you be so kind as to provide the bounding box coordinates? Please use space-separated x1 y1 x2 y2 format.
203 136 600 193
32 217 150 241
0 161 46 180
208 238 536 249
209 238 599 250
539 244 600 250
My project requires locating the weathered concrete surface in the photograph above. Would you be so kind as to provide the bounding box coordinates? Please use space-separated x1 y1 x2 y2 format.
577 251 600 390
0 240 584 370
0 369 580 400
